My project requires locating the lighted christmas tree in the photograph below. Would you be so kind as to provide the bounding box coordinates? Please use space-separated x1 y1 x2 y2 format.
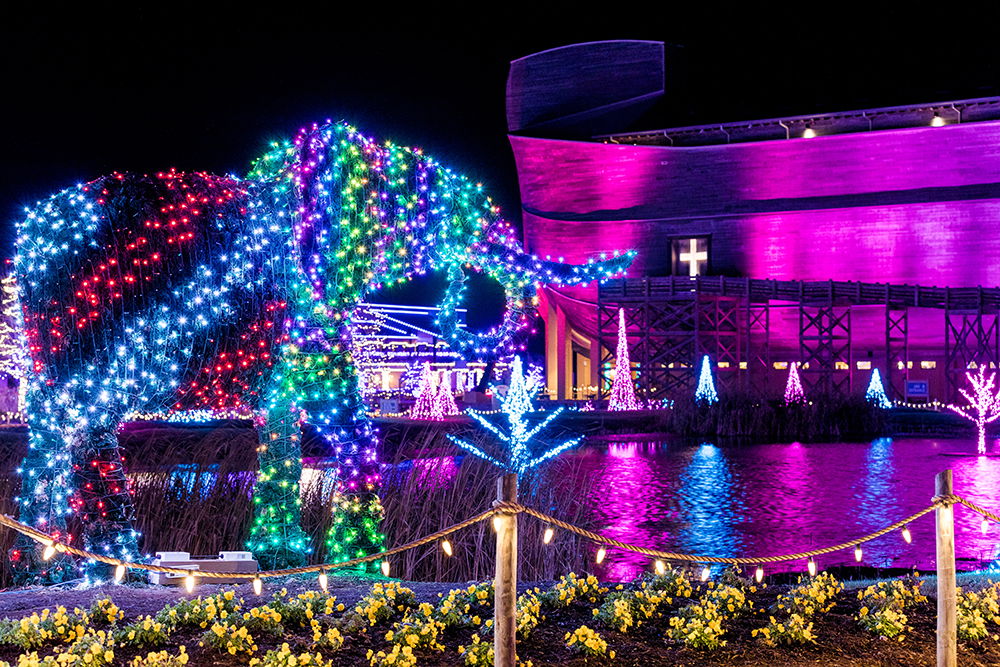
948 365 1000 454
410 363 438 419
609 309 639 411
695 355 719 405
865 368 892 410
434 370 461 417
783 362 806 405
448 356 580 474
0 274 30 415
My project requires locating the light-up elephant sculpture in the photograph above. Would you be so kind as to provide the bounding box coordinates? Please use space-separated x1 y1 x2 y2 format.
10 121 631 579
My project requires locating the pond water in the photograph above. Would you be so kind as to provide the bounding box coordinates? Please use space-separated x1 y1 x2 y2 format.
533 436 1000 581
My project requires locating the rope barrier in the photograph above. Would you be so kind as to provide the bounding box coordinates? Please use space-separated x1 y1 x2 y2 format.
500 501 942 564
2 491 998 580
0 509 496 580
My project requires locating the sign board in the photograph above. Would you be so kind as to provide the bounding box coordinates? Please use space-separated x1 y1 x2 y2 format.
905 380 929 398
380 398 400 414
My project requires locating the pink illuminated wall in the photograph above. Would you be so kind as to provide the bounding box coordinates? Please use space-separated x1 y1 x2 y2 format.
510 123 1000 354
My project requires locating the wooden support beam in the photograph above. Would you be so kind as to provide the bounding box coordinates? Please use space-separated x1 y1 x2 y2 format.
494 474 518 667
936 469 956 667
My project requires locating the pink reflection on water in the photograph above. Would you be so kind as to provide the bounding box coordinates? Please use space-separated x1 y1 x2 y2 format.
584 441 663 581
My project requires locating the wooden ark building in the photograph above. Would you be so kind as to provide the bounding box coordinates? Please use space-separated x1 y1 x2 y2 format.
507 40 1000 403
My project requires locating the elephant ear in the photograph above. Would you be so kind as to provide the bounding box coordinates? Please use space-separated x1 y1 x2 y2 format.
434 246 634 361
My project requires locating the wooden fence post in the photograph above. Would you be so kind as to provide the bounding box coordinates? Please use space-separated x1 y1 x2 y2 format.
936 469 956 667
494 473 518 667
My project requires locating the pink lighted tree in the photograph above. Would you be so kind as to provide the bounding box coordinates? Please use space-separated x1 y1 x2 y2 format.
783 362 806 405
948 365 1000 454
409 362 438 420
434 370 461 417
609 309 639 411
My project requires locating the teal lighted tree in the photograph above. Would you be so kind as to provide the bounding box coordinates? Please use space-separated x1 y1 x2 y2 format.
695 355 719 406
447 356 581 474
865 369 892 410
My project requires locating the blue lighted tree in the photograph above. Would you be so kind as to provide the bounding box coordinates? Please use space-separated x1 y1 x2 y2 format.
695 355 719 406
447 356 581 474
865 369 892 409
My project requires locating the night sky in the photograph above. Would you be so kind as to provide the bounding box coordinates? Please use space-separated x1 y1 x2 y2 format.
2 6 996 324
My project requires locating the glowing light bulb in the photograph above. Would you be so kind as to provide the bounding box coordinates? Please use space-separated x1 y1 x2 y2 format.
318 571 328 592
492 516 501 532
802 127 816 139
41 542 56 561
701 566 711 582
982 518 990 535
381 560 390 577
755 566 764 583
854 546 863 562
542 527 554 544
654 560 666 575
441 540 453 557
253 576 263 596
114 564 126 583
931 114 945 127
596 546 607 564
902 526 912 544
807 558 817 577
184 573 195 593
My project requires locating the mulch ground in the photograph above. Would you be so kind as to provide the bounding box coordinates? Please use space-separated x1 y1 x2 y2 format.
2 575 999 666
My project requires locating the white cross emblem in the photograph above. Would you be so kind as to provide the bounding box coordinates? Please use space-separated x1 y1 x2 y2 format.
679 239 708 276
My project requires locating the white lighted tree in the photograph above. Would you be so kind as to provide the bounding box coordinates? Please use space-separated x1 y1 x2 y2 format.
948 365 1000 454
448 356 581 474
0 274 30 413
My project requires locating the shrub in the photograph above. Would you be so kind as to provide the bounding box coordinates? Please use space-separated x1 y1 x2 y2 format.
250 643 332 667
565 625 614 658
117 616 172 649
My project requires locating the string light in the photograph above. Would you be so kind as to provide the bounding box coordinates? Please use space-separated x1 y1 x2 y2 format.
542 526 554 544
982 518 991 535
701 566 711 581
184 573 195 593
114 564 126 583
595 546 607 564
755 566 764 582
41 542 56 562
854 546 863 562
654 560 666 575
318 570 328 592
902 525 912 544
253 576 263 596
441 539 453 557
492 516 502 532
380 560 390 577
807 557 817 577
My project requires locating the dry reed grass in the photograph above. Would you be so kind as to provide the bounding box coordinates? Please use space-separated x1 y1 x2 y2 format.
0 420 598 586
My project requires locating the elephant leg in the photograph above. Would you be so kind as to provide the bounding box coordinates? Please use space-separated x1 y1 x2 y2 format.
246 403 311 569
10 396 77 583
72 420 141 576
321 389 384 570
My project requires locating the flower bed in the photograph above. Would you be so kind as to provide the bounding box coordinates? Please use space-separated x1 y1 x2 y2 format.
2 571 1000 666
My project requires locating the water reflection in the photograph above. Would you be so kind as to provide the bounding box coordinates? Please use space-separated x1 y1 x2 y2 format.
558 436 1000 577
